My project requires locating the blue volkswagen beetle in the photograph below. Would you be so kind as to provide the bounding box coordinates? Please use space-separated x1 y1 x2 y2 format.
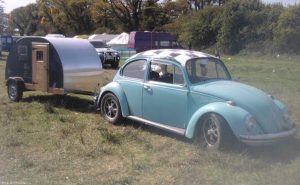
95 49 296 149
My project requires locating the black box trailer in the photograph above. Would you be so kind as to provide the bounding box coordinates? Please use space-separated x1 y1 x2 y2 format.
5 37 103 101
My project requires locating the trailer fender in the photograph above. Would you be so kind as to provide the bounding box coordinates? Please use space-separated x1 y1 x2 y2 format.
6 77 24 87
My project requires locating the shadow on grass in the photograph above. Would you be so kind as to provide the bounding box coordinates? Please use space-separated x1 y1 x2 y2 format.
22 94 95 113
118 118 190 142
244 138 300 164
119 118 300 164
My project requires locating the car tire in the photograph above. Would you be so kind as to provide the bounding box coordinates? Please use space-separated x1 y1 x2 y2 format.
201 113 232 150
7 80 23 102
100 55 106 69
111 61 119 69
100 93 122 124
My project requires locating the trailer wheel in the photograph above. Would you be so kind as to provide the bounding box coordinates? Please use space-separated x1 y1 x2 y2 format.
7 80 23 102
100 93 122 124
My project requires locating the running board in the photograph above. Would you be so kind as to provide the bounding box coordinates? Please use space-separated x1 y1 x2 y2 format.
127 116 186 136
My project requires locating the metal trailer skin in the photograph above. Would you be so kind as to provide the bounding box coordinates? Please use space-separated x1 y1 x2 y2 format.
5 37 102 101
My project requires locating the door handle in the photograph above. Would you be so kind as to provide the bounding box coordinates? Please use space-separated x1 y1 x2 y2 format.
143 85 151 91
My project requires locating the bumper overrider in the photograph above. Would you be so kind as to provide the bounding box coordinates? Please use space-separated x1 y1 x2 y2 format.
239 127 297 146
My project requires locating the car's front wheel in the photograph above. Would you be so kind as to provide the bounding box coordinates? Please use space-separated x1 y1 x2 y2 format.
100 93 122 123
111 60 119 69
201 113 232 150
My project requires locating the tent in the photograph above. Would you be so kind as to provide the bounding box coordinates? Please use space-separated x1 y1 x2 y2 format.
88 33 118 43
107 32 129 50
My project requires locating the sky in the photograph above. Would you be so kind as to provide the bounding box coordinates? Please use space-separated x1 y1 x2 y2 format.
3 0 37 13
2 0 300 13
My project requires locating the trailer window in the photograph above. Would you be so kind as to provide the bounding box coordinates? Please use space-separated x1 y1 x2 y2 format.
36 51 44 61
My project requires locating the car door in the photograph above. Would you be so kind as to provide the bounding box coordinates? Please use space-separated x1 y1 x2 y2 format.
142 60 188 129
118 59 146 117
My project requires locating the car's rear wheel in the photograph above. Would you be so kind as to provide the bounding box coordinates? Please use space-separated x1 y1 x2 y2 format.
201 113 232 150
100 93 122 123
7 80 23 102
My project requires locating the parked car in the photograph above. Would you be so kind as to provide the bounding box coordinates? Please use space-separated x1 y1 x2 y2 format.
95 49 296 149
89 40 120 69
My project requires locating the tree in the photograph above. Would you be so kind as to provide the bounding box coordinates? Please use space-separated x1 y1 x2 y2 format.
108 0 143 31
8 4 39 36
0 0 6 34
140 1 169 31
175 7 221 49
188 0 226 11
274 5 300 54
37 0 95 36
216 0 266 54
91 0 113 31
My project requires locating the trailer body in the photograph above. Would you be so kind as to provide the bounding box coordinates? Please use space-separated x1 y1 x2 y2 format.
5 37 102 101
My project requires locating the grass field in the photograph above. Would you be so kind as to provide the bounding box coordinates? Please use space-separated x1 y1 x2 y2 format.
0 52 299 185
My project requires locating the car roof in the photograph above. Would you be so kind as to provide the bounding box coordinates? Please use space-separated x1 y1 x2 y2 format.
129 49 217 66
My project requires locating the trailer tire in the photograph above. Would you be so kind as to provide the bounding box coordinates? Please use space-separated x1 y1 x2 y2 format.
7 80 23 102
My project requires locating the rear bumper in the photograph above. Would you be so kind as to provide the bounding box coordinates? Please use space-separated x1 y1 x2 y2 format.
239 128 297 146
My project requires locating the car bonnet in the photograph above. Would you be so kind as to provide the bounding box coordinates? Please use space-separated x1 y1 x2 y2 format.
191 80 288 134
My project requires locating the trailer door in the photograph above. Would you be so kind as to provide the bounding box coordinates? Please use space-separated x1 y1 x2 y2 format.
32 43 49 92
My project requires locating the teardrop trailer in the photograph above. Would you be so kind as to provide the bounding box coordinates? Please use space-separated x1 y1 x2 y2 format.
5 37 103 101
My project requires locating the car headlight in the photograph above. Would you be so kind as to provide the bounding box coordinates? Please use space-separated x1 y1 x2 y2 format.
283 112 290 121
245 114 258 130
268 94 275 100
283 112 294 128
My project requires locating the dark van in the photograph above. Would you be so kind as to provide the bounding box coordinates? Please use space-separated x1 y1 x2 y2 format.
128 31 181 53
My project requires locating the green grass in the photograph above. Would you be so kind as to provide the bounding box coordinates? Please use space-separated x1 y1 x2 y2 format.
0 52 300 185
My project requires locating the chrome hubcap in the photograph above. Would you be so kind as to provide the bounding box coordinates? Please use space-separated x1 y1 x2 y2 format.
9 84 17 99
104 98 118 119
204 118 219 145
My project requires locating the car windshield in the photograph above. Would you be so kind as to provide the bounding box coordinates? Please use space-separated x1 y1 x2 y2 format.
186 58 231 84
90 41 109 48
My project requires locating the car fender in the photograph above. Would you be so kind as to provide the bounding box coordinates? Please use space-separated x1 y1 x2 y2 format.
185 102 250 139
97 82 130 117
273 99 288 113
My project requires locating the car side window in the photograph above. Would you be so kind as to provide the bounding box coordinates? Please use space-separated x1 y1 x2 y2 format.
122 60 146 80
149 62 184 85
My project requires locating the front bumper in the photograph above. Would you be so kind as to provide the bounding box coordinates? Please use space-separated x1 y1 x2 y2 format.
239 128 297 146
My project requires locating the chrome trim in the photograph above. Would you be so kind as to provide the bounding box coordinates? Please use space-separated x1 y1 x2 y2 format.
239 128 297 146
127 116 186 136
